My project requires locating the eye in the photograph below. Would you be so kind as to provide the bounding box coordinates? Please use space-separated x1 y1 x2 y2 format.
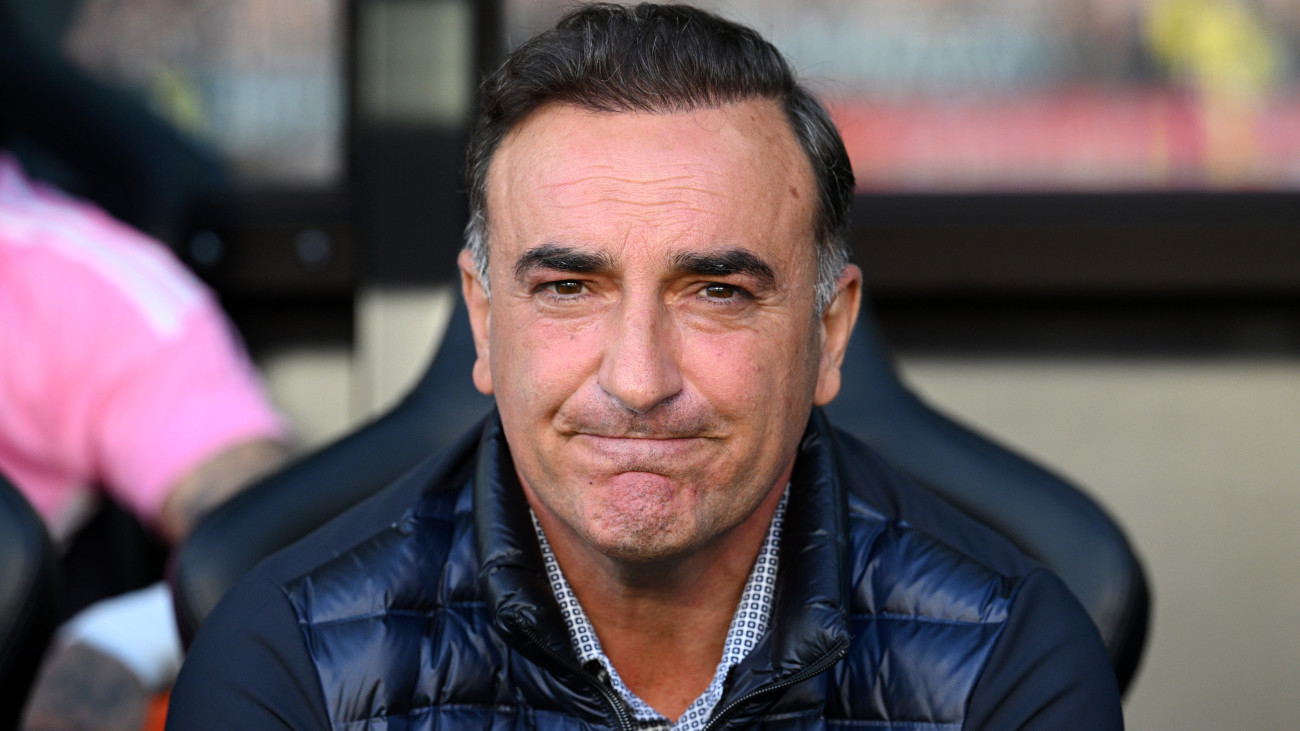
546 280 584 296
703 284 741 299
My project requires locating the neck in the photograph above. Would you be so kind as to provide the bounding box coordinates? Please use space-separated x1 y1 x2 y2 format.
531 473 789 720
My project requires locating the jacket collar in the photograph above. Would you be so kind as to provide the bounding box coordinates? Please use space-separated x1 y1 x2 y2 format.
473 415 576 665
474 410 851 694
718 408 852 710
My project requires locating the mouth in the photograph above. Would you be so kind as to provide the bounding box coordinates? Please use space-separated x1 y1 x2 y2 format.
579 432 702 441
572 433 710 462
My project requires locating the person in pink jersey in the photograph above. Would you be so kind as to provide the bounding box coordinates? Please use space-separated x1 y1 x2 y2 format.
0 152 289 730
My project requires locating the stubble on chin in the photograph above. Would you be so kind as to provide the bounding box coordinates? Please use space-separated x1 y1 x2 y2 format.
577 474 706 563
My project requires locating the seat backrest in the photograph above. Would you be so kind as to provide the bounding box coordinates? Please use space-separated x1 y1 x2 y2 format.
0 471 60 729
173 296 1148 693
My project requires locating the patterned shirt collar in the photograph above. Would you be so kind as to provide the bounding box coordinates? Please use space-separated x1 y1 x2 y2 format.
532 486 788 731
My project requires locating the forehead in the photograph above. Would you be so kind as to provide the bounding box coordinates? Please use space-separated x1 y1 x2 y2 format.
484 99 817 268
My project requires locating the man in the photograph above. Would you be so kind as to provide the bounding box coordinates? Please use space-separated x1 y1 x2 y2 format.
168 4 1123 729
0 151 289 730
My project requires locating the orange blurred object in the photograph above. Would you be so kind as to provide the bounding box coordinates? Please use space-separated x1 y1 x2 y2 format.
143 690 169 731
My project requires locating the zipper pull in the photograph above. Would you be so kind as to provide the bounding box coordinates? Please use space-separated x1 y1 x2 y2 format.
584 659 613 688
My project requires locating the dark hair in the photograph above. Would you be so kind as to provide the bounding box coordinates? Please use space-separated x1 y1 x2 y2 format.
464 2 854 312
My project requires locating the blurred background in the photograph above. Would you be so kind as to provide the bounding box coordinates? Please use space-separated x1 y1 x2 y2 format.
5 0 1299 727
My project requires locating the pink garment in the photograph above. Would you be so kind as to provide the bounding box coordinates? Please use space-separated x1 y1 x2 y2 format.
0 154 286 539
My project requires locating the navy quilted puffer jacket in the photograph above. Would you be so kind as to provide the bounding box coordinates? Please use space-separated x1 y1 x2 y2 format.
169 411 1122 730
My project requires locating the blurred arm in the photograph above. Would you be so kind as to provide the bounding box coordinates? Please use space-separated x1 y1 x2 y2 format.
156 437 290 544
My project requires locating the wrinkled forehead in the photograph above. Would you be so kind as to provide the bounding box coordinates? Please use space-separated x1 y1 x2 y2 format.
483 100 818 264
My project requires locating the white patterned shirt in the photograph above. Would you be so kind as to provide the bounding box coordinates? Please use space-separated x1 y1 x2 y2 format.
532 487 788 730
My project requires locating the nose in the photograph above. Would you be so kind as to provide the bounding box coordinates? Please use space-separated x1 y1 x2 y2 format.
597 296 683 414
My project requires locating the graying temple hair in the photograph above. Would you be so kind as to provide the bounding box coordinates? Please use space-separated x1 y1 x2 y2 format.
463 3 854 314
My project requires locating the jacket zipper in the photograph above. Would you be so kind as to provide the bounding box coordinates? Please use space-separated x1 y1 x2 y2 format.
512 617 635 731
702 637 851 731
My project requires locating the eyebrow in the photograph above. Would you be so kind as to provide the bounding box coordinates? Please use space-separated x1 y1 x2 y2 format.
670 248 776 289
512 243 778 290
514 244 614 281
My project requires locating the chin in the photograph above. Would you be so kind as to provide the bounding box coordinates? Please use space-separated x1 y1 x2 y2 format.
588 534 697 565
583 508 703 564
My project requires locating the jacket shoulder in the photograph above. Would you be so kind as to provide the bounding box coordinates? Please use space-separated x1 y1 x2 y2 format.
830 510 1029 726
171 451 482 730
845 505 1021 624
831 498 1119 729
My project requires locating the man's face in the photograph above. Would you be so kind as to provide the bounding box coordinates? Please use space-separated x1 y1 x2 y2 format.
460 99 860 564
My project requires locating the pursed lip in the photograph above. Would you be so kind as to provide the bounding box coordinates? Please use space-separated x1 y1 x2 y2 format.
571 432 711 459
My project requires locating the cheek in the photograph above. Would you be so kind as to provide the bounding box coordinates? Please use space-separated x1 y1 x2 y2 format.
682 330 798 416
492 318 601 415
686 325 822 451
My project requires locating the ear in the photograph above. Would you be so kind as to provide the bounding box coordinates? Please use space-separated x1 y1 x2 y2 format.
813 264 862 406
458 248 495 395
